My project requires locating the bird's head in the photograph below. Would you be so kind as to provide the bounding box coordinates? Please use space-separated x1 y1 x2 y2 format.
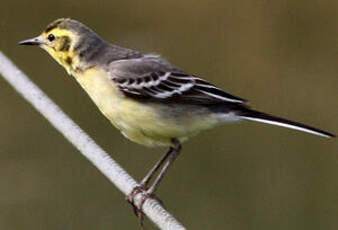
19 18 103 74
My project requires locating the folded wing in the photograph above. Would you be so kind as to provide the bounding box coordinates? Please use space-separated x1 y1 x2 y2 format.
108 57 247 105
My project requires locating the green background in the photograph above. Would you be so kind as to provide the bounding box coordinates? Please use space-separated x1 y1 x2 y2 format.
0 1 337 229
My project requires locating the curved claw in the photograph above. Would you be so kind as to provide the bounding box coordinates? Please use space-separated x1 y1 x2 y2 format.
126 186 165 226
126 185 146 219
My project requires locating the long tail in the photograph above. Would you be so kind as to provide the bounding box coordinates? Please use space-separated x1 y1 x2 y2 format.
238 109 335 138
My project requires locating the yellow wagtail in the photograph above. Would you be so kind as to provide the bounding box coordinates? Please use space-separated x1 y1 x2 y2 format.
19 18 335 220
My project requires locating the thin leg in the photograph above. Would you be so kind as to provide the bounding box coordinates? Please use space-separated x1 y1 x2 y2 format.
146 139 181 194
126 147 173 212
140 147 174 187
126 147 173 220
126 139 182 225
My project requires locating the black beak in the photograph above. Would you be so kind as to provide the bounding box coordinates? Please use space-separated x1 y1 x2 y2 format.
19 37 43 46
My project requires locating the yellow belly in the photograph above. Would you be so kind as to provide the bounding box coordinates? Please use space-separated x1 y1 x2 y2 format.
73 68 217 147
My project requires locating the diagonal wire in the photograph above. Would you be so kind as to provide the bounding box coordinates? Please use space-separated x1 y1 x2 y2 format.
0 51 186 230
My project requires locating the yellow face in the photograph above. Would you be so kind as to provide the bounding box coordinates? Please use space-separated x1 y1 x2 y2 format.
20 27 80 75
42 28 81 74
41 28 73 53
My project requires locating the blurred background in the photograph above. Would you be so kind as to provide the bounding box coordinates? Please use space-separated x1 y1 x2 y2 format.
0 1 337 229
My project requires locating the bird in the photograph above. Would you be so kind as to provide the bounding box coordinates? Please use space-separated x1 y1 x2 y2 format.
19 18 335 223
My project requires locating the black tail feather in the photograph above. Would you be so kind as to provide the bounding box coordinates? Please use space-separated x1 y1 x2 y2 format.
239 109 335 138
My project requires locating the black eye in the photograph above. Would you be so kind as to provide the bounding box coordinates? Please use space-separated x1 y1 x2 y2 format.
47 34 55 42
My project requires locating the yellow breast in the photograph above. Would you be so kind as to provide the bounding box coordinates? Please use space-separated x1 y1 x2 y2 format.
72 68 176 146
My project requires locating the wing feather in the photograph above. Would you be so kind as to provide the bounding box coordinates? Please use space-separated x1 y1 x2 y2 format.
109 57 247 104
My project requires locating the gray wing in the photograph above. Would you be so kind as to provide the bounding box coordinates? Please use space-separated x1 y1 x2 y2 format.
107 56 247 105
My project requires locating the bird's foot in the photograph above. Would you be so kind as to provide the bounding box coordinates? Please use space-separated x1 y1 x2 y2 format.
126 185 165 226
126 185 146 221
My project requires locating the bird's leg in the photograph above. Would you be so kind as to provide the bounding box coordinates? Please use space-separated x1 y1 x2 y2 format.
127 139 182 225
140 147 174 187
138 139 182 223
126 145 174 222
127 147 173 201
146 139 181 195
